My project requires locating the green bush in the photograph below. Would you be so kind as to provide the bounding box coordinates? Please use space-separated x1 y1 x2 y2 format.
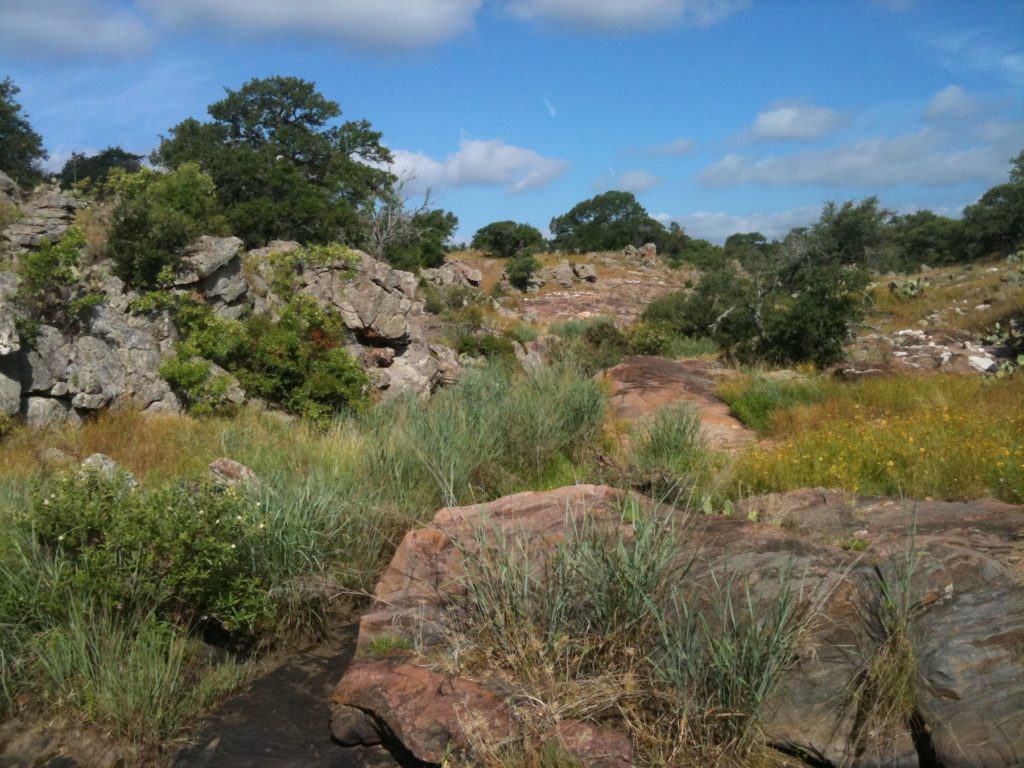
14 227 103 337
506 252 541 290
107 164 229 289
151 294 368 421
644 256 870 368
471 220 544 258
455 332 517 361
30 470 273 635
158 356 234 416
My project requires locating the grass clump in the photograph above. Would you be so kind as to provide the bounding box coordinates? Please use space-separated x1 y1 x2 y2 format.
27 602 249 744
733 373 1024 502
438 501 814 766
625 403 717 501
848 540 923 758
362 361 606 513
716 373 827 434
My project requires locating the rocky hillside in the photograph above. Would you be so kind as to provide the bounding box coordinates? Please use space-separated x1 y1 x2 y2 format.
0 195 464 428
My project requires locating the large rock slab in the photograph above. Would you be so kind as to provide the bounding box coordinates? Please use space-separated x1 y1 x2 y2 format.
738 489 1024 768
598 355 757 452
334 485 1024 767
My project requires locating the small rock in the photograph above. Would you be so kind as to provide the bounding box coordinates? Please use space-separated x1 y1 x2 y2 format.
208 458 260 491
968 355 998 373
80 453 137 487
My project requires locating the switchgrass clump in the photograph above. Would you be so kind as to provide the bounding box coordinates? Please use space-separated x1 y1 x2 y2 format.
625 403 717 501
734 373 1024 502
28 601 249 743
362 361 606 513
439 501 814 766
848 541 923 756
650 569 808 762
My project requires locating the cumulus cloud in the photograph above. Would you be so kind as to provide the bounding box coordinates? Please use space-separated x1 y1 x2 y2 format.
669 206 820 244
925 85 980 119
748 103 843 142
593 169 661 193
503 0 749 31
387 138 569 194
617 170 661 192
702 130 1015 188
0 0 153 58
140 0 481 49
649 137 695 156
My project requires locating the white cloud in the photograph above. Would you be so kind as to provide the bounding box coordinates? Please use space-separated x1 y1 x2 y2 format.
649 137 695 156
749 103 843 142
503 0 749 31
543 97 557 118
0 0 152 58
140 0 481 49
670 206 820 244
702 130 1016 188
387 138 569 194
922 30 1024 87
593 169 661 193
925 85 980 120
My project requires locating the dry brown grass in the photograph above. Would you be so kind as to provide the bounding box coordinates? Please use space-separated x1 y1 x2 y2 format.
869 258 1021 334
0 409 223 484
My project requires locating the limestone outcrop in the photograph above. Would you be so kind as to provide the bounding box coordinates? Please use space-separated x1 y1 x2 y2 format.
1 184 85 254
0 227 461 427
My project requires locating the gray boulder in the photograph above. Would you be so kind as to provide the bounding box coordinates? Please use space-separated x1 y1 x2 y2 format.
573 262 597 282
0 369 19 416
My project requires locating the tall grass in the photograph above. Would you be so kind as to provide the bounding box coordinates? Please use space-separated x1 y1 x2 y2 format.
439 501 814 766
625 403 716 502
30 601 248 743
848 537 923 756
362 361 606 513
0 360 609 749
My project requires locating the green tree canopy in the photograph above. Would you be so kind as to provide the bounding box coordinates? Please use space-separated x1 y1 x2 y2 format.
961 150 1024 258
384 208 458 271
471 220 544 258
107 164 229 288
59 146 143 190
153 76 393 248
0 77 47 186
549 190 665 252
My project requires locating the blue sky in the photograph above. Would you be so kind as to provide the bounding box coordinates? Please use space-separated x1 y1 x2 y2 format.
2 0 1022 244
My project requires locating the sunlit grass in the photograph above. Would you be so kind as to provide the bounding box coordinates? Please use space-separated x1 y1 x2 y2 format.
732 374 1024 502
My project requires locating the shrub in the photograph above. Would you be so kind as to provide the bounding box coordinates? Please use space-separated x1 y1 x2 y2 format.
30 470 273 635
471 220 544 258
14 227 103 337
107 164 228 289
456 332 517 361
506 252 541 290
158 356 234 416
644 255 870 367
152 294 369 421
